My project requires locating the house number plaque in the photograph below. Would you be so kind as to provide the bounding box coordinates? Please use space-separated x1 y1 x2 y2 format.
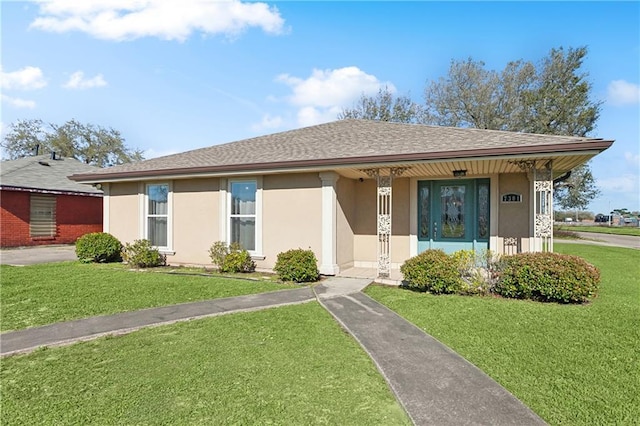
501 193 522 203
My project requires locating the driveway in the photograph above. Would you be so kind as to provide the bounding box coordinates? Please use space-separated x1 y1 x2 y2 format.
563 232 640 250
0 245 77 266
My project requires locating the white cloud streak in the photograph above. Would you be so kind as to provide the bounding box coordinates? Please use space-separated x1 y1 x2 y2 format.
625 151 640 167
0 66 47 90
597 173 639 194
1 94 37 109
251 114 283 131
607 80 640 106
143 147 180 159
29 0 285 42
63 71 108 89
276 66 395 127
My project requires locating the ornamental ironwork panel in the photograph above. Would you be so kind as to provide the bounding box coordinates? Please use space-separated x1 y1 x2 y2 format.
378 214 391 235
377 172 392 277
533 162 553 251
360 167 410 278
535 214 553 237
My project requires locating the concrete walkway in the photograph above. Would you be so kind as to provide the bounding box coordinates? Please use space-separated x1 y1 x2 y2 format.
1 277 546 425
316 285 545 425
0 245 77 265
0 287 315 356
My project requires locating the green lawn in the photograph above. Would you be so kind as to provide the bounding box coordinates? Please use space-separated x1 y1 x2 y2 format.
556 224 640 236
0 262 295 332
366 243 640 425
0 303 410 425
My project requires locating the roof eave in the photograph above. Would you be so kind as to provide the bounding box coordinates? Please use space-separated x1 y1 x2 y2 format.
0 184 103 197
70 140 614 183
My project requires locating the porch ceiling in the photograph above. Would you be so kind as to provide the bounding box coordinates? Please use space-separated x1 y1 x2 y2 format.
334 153 595 180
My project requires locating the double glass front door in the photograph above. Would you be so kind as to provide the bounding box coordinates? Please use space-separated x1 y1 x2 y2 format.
418 179 489 254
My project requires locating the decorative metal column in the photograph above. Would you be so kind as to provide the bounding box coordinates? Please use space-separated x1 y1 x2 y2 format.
533 161 553 252
510 159 554 253
361 167 409 278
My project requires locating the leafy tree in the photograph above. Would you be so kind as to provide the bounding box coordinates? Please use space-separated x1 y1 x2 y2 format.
612 208 630 217
555 162 601 220
423 58 536 130
2 119 144 167
423 46 600 137
338 86 423 123
521 47 601 137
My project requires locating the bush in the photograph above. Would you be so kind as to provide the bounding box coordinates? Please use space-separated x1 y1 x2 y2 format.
494 252 600 303
75 232 122 263
122 239 166 268
208 241 255 273
274 248 319 283
451 249 502 295
400 249 463 294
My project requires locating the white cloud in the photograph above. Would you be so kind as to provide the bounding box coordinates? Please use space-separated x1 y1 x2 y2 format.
1 94 36 109
597 174 639 193
29 0 285 42
251 113 283 131
143 147 179 159
276 66 394 126
607 80 640 106
624 151 640 167
63 71 108 89
0 66 47 90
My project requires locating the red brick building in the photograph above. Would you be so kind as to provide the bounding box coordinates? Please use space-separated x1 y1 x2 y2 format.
1 154 103 247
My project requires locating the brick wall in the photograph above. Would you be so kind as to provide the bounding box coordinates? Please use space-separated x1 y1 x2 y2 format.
0 190 30 247
0 190 103 248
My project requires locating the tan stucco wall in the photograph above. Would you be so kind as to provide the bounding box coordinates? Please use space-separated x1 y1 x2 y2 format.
351 177 410 265
352 179 376 235
392 178 410 236
497 173 531 253
336 177 355 269
498 173 530 237
171 178 220 265
105 170 542 271
354 235 410 265
108 182 140 244
259 173 322 270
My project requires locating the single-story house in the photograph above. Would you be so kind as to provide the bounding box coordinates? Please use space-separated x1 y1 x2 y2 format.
70 119 613 279
1 153 103 248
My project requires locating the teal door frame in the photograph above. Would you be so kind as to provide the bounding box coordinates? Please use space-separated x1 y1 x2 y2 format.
417 179 490 254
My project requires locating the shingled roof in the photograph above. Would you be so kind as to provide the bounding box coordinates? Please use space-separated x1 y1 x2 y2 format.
1 155 102 195
70 119 613 182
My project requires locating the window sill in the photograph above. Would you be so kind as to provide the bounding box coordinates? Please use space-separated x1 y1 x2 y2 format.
31 236 56 241
159 250 175 256
251 254 266 261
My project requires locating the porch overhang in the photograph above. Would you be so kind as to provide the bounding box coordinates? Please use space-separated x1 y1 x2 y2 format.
332 150 603 181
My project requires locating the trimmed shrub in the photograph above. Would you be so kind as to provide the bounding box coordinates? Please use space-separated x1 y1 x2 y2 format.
122 239 166 268
222 250 255 273
274 248 319 283
208 241 228 271
494 252 600 303
75 232 122 263
451 249 503 295
400 249 463 294
208 241 255 273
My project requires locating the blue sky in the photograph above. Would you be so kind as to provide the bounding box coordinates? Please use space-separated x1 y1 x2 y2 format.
1 1 639 214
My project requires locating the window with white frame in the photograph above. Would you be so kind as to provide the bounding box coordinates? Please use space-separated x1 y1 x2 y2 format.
146 183 169 248
229 181 256 251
